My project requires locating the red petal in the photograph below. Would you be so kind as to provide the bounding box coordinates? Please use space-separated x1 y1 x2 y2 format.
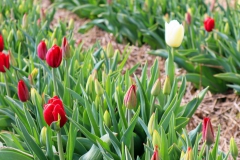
52 104 67 127
43 104 55 126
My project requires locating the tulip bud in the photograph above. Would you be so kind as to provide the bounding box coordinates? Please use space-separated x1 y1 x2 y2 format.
22 14 28 30
31 68 39 80
31 88 42 106
103 110 111 128
124 85 137 109
237 40 240 52
68 18 74 30
37 40 48 60
185 147 194 160
0 34 4 52
94 95 101 110
8 50 17 67
165 20 184 47
148 113 155 135
163 13 169 22
230 137 238 159
0 52 10 73
106 42 114 58
46 45 62 68
151 147 159 160
102 71 108 86
92 69 98 80
52 38 58 47
204 17 215 32
114 49 122 62
61 37 72 59
163 76 171 95
18 4 25 14
18 80 30 102
202 117 214 145
224 23 230 35
40 8 46 22
151 78 161 96
152 130 161 149
185 12 191 25
0 14 3 23
95 79 104 96
40 126 47 146
7 29 14 44
17 30 24 41
86 75 93 94
1 30 7 41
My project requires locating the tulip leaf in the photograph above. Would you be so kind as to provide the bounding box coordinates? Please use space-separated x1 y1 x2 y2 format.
160 127 170 160
0 147 33 160
211 125 221 159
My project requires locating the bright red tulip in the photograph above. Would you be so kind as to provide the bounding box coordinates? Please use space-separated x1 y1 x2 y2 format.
124 85 137 109
37 40 47 60
0 34 4 52
43 96 67 128
202 117 214 145
46 45 62 68
204 17 215 32
0 52 10 73
17 80 29 102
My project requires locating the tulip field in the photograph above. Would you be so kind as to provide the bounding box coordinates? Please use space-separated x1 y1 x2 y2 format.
0 0 239 160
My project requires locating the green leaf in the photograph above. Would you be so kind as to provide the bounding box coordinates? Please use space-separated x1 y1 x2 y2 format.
0 147 33 160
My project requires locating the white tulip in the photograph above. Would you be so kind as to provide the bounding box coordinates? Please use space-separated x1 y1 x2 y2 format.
165 20 184 47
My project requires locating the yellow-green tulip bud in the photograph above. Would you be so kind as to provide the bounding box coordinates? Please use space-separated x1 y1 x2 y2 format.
185 147 194 160
94 95 101 110
1 29 8 39
237 40 240 52
30 88 42 106
151 78 161 96
103 110 111 128
40 126 47 146
124 85 137 109
95 79 104 96
163 76 171 95
7 29 14 43
102 71 108 86
92 69 98 79
31 68 39 80
106 42 114 58
52 38 58 47
18 4 25 14
86 75 93 94
5 10 10 18
148 113 155 135
22 14 28 30
224 23 230 35
17 30 24 41
165 20 184 47
152 130 161 149
68 18 74 30
230 137 238 159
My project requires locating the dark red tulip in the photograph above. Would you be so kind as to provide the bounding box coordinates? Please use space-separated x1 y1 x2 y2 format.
17 80 29 102
37 40 47 60
43 96 67 128
204 17 215 32
0 34 4 52
202 117 214 145
0 52 10 73
46 45 62 68
61 37 71 59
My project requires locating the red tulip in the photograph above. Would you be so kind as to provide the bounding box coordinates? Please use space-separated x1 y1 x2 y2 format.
46 45 62 68
43 96 67 128
204 17 215 32
151 148 159 160
37 40 47 60
124 85 137 109
202 117 214 145
0 52 10 73
0 34 4 52
17 80 29 102
61 37 71 59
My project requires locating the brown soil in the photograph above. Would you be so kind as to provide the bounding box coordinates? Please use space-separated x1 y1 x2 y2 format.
42 0 240 159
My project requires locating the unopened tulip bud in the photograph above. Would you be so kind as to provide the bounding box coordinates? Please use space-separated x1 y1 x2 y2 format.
230 137 238 159
92 69 98 80
106 42 114 58
22 14 28 30
224 23 230 35
0 34 4 52
17 30 24 41
1 29 7 41
114 50 122 62
46 45 62 68
237 40 240 52
7 29 14 44
95 79 104 96
152 130 161 149
68 18 74 30
124 85 137 109
52 38 58 47
185 147 193 160
8 50 17 67
148 113 155 135
103 110 111 128
202 117 214 145
86 75 93 94
151 78 161 96
163 76 171 95
40 126 47 146
37 40 47 60
151 147 159 160
102 71 108 86
0 14 3 23
94 95 101 110
165 20 184 47
18 4 25 14
204 17 215 32
31 68 39 80
18 80 29 102
61 37 72 59
185 12 191 25
40 8 46 22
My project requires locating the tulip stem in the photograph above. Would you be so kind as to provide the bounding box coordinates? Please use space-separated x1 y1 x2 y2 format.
150 96 156 114
65 59 72 107
3 73 10 97
206 145 210 160
52 68 58 96
128 109 134 159
57 131 65 160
